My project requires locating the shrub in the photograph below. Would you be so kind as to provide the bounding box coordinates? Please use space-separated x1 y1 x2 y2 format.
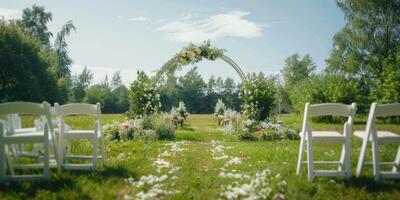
240 72 276 121
128 71 161 117
141 115 154 130
155 123 175 140
142 129 158 141
289 74 363 121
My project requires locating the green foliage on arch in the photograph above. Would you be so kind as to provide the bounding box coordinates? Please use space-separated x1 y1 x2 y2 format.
153 40 225 81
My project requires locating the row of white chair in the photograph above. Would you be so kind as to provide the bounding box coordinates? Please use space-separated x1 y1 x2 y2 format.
297 102 400 181
0 102 105 182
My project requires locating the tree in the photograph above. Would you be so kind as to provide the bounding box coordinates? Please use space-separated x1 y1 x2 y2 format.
71 66 93 102
0 21 59 102
112 85 129 113
281 53 316 90
111 70 122 90
54 20 76 78
177 67 206 113
377 48 400 103
326 0 400 101
19 5 53 47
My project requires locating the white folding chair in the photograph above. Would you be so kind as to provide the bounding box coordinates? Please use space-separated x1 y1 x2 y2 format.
355 102 400 181
0 102 53 181
55 103 105 171
296 103 356 181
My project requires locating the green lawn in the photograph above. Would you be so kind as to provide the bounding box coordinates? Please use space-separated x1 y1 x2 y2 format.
1 114 400 199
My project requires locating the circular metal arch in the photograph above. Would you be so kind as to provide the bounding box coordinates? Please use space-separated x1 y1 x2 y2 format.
154 53 246 83
219 54 246 81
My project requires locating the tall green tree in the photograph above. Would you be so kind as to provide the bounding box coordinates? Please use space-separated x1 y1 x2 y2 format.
177 67 206 113
54 20 76 78
326 0 400 100
71 66 93 102
0 21 58 102
281 53 316 90
19 5 53 47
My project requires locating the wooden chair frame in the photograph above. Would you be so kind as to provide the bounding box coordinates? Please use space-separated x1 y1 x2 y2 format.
55 103 105 171
355 102 400 181
296 103 356 181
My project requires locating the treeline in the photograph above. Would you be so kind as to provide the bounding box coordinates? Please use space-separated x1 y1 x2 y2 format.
157 67 241 114
71 66 241 114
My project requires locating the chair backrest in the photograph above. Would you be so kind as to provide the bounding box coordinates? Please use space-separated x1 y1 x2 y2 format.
374 103 400 118
0 102 50 116
306 103 356 117
301 103 357 133
54 103 101 117
364 102 400 138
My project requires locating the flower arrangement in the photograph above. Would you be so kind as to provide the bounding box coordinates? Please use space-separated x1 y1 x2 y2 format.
153 40 225 82
103 117 175 141
214 99 226 117
176 101 190 121
168 101 190 128
235 118 299 141
214 99 226 126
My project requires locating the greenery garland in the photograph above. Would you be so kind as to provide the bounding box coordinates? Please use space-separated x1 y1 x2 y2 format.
153 40 225 82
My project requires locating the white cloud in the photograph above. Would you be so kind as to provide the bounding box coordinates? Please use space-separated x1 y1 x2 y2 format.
0 8 21 20
116 15 150 22
127 16 149 22
156 11 264 43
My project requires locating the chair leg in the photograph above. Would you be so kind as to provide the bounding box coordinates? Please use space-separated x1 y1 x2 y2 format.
43 134 49 180
338 144 345 172
371 141 380 181
59 135 65 172
356 139 368 177
306 138 314 181
296 137 305 175
100 137 105 165
392 145 400 173
93 136 98 171
5 145 14 176
344 139 351 179
0 142 5 181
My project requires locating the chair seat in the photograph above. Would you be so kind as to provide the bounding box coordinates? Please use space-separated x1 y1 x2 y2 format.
354 130 400 143
14 128 37 134
63 130 97 139
306 131 345 143
4 131 45 143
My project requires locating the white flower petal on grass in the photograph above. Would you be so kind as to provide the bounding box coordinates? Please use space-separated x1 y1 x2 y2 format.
153 158 172 172
225 157 241 166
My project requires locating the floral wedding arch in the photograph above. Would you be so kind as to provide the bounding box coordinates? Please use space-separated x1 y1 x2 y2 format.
153 41 246 82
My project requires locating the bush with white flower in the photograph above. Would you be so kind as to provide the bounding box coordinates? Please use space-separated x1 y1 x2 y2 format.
103 117 175 141
103 119 145 141
168 101 190 128
176 101 190 121
129 71 161 117
236 118 299 141
214 99 226 125
240 72 276 121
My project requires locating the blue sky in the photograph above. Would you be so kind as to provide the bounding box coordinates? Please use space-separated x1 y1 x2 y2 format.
0 0 345 85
